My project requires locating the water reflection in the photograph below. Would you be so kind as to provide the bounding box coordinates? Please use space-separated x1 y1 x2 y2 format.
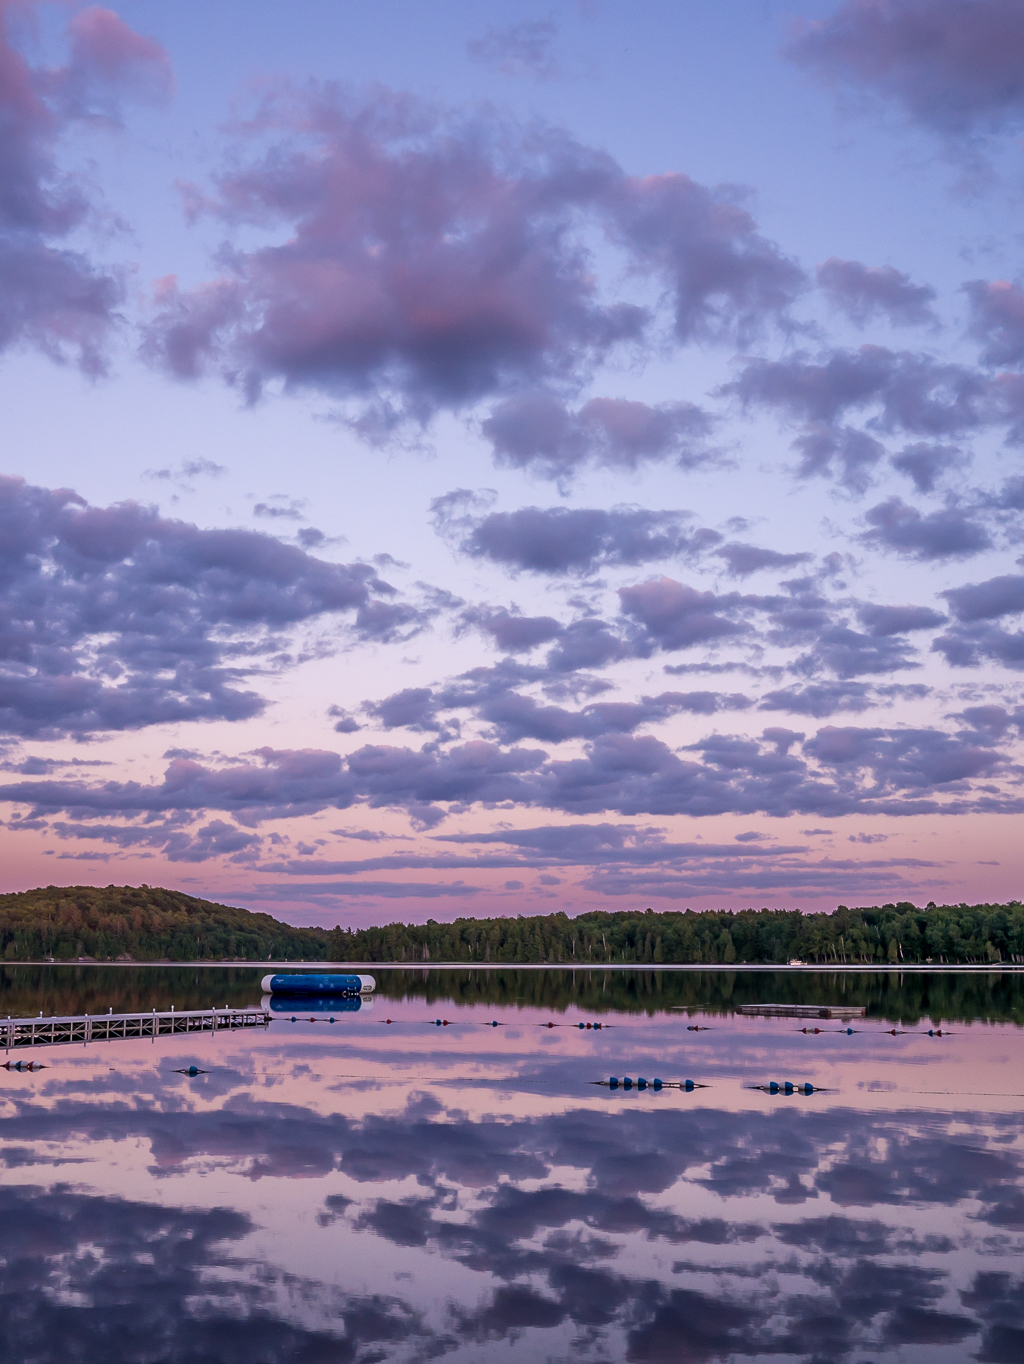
0 970 1021 1361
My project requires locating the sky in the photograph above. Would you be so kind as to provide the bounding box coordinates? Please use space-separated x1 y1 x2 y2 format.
2 0 1024 927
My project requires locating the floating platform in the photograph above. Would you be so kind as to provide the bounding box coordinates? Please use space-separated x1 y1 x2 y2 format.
737 1003 866 1020
1 1007 270 1053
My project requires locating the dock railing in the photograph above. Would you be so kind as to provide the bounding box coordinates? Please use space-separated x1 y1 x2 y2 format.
2 1006 271 1052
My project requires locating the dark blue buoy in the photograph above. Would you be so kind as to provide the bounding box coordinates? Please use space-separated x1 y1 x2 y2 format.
637 1077 648 1089
768 1081 779 1094
802 1083 814 1094
491 1020 499 1027
329 1017 335 1024
784 1081 794 1094
684 1079 695 1091
846 1027 854 1034
653 1078 663 1090
609 1076 619 1088
622 1076 633 1089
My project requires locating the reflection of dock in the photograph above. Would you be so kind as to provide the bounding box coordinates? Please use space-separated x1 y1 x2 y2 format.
2 1007 270 1052
738 1004 866 1020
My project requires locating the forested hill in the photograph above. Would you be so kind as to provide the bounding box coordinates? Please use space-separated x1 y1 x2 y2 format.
1 887 1023 965
0 885 330 962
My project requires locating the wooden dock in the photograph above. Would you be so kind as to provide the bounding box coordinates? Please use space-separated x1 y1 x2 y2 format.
1 1007 271 1052
737 1004 866 1020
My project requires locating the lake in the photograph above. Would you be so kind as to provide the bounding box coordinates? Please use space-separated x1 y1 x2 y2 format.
1 965 1022 1362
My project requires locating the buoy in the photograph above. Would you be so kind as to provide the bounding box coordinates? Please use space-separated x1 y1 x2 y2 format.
622 1076 633 1089
653 1078 663 1090
768 1081 779 1094
845 1027 855 1034
802 1083 815 1094
609 1076 619 1088
435 1019 442 1026
637 1077 648 1090
784 1081 794 1094
491 1020 499 1027
546 1022 555 1028
290 1016 297 1022
328 1017 335 1024
684 1079 695 1091
385 1019 393 1024
595 1023 603 1029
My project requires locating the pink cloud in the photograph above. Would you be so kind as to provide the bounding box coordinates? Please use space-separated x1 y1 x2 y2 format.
0 1 172 372
787 0 1024 136
144 87 803 417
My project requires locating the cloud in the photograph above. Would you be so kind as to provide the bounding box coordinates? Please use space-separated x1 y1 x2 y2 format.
966 279 1024 367
932 572 1024 669
619 577 767 653
943 572 1024 621
460 607 565 653
759 681 877 716
859 496 992 559
435 498 721 575
890 442 966 492
143 87 803 422
466 20 561 80
714 543 814 577
724 346 992 440
785 0 1024 137
855 602 947 634
0 3 171 374
11 706 1016 841
481 393 717 481
0 475 421 737
818 257 937 327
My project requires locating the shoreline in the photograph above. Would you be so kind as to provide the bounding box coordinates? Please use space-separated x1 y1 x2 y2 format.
8 960 1024 974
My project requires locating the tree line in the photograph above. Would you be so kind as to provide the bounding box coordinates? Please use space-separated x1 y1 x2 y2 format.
2 884 1023 969
328 901 1024 967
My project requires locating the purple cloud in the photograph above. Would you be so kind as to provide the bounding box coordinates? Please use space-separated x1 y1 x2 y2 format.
0 475 423 737
2 715 1016 839
818 258 937 327
436 500 721 576
965 279 1024 367
890 443 965 492
619 578 765 653
859 496 992 560
715 543 814 577
466 21 561 80
725 346 991 438
0 3 171 374
481 393 717 481
786 0 1024 137
143 88 803 421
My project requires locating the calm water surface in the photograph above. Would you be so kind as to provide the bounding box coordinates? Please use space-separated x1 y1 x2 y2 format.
1 965 1022 1363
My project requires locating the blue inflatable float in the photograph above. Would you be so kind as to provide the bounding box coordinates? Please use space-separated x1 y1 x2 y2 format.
260 973 375 996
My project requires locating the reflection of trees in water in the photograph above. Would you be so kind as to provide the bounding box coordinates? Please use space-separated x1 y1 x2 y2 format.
373 966 1024 1026
1 962 1023 1025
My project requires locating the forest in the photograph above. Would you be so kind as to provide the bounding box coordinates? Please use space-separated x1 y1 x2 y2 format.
0 884 1022 966
327 901 1024 966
